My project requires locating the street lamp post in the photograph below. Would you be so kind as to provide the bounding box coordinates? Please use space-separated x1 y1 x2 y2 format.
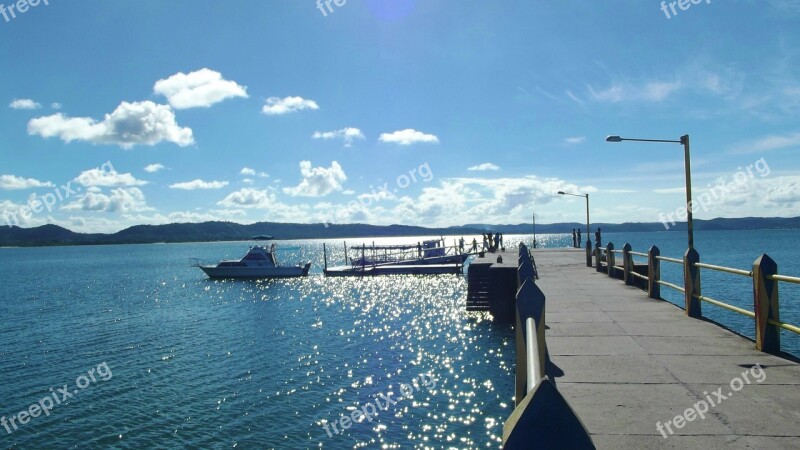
532 213 537 248
557 191 591 266
605 135 693 249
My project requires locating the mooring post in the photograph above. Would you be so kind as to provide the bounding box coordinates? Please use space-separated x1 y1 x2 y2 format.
622 243 633 285
648 245 661 299
606 242 615 278
684 247 702 318
753 254 780 353
585 239 592 267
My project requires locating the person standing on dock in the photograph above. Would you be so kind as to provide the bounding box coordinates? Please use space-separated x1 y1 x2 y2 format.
488 233 495 252
577 229 582 247
471 238 478 253
482 234 488 251
459 237 465 254
572 229 577 248
595 228 602 248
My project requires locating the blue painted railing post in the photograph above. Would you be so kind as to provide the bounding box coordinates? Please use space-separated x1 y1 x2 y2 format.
648 246 661 300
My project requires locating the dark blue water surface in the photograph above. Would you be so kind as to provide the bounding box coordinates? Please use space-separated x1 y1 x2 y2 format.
0 238 513 449
0 231 798 448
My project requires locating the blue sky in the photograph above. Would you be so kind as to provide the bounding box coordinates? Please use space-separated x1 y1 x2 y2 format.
1 0 800 233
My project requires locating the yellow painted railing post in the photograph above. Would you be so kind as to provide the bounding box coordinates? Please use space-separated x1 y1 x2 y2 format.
648 246 661 299
622 243 633 285
606 242 615 278
684 247 702 318
753 254 780 353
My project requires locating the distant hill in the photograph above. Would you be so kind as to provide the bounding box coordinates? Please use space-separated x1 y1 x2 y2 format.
466 217 800 234
0 221 485 247
1 217 799 247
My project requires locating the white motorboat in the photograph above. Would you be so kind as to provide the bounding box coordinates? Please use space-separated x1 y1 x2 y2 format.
194 244 311 279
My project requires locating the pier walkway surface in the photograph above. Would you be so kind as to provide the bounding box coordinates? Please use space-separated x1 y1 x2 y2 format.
530 248 800 449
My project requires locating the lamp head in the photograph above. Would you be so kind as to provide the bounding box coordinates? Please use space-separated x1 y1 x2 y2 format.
557 191 565 195
605 135 623 142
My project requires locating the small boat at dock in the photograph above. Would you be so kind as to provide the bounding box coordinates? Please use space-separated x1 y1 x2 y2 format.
193 244 311 279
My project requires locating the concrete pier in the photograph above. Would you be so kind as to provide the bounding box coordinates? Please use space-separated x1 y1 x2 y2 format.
531 248 800 448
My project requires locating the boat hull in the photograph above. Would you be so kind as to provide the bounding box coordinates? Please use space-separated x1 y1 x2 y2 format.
200 263 311 279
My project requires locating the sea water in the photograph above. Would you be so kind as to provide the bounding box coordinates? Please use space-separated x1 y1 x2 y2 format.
0 230 797 448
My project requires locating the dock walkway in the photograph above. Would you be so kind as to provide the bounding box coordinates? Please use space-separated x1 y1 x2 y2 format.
529 248 800 448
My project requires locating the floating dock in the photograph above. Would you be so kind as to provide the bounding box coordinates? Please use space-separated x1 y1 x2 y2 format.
322 242 472 277
323 263 464 277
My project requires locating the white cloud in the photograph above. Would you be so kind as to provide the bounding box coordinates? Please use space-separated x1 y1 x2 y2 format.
153 68 248 109
312 127 365 147
144 163 165 173
587 80 681 103
0 175 54 190
169 179 229 190
467 163 500 172
653 187 686 194
640 81 682 101
27 101 194 149
378 129 439 145
218 188 276 208
240 167 268 178
62 187 152 213
564 136 586 145
262 96 319 115
9 98 41 110
282 161 347 197
75 167 147 187
50 102 62 110
731 131 800 154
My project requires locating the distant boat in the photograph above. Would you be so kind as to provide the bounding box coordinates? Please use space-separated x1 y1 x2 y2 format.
193 244 311 279
251 235 274 240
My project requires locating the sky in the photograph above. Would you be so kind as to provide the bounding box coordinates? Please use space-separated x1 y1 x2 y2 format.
1 0 800 233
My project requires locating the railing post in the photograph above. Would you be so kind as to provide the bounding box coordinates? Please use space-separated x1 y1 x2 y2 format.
753 254 780 353
594 248 602 272
648 246 661 299
683 247 702 318
585 239 592 267
606 242 615 278
622 243 633 285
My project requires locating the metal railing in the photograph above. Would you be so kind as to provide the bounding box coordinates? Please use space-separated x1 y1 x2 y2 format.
515 243 546 399
591 242 800 354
